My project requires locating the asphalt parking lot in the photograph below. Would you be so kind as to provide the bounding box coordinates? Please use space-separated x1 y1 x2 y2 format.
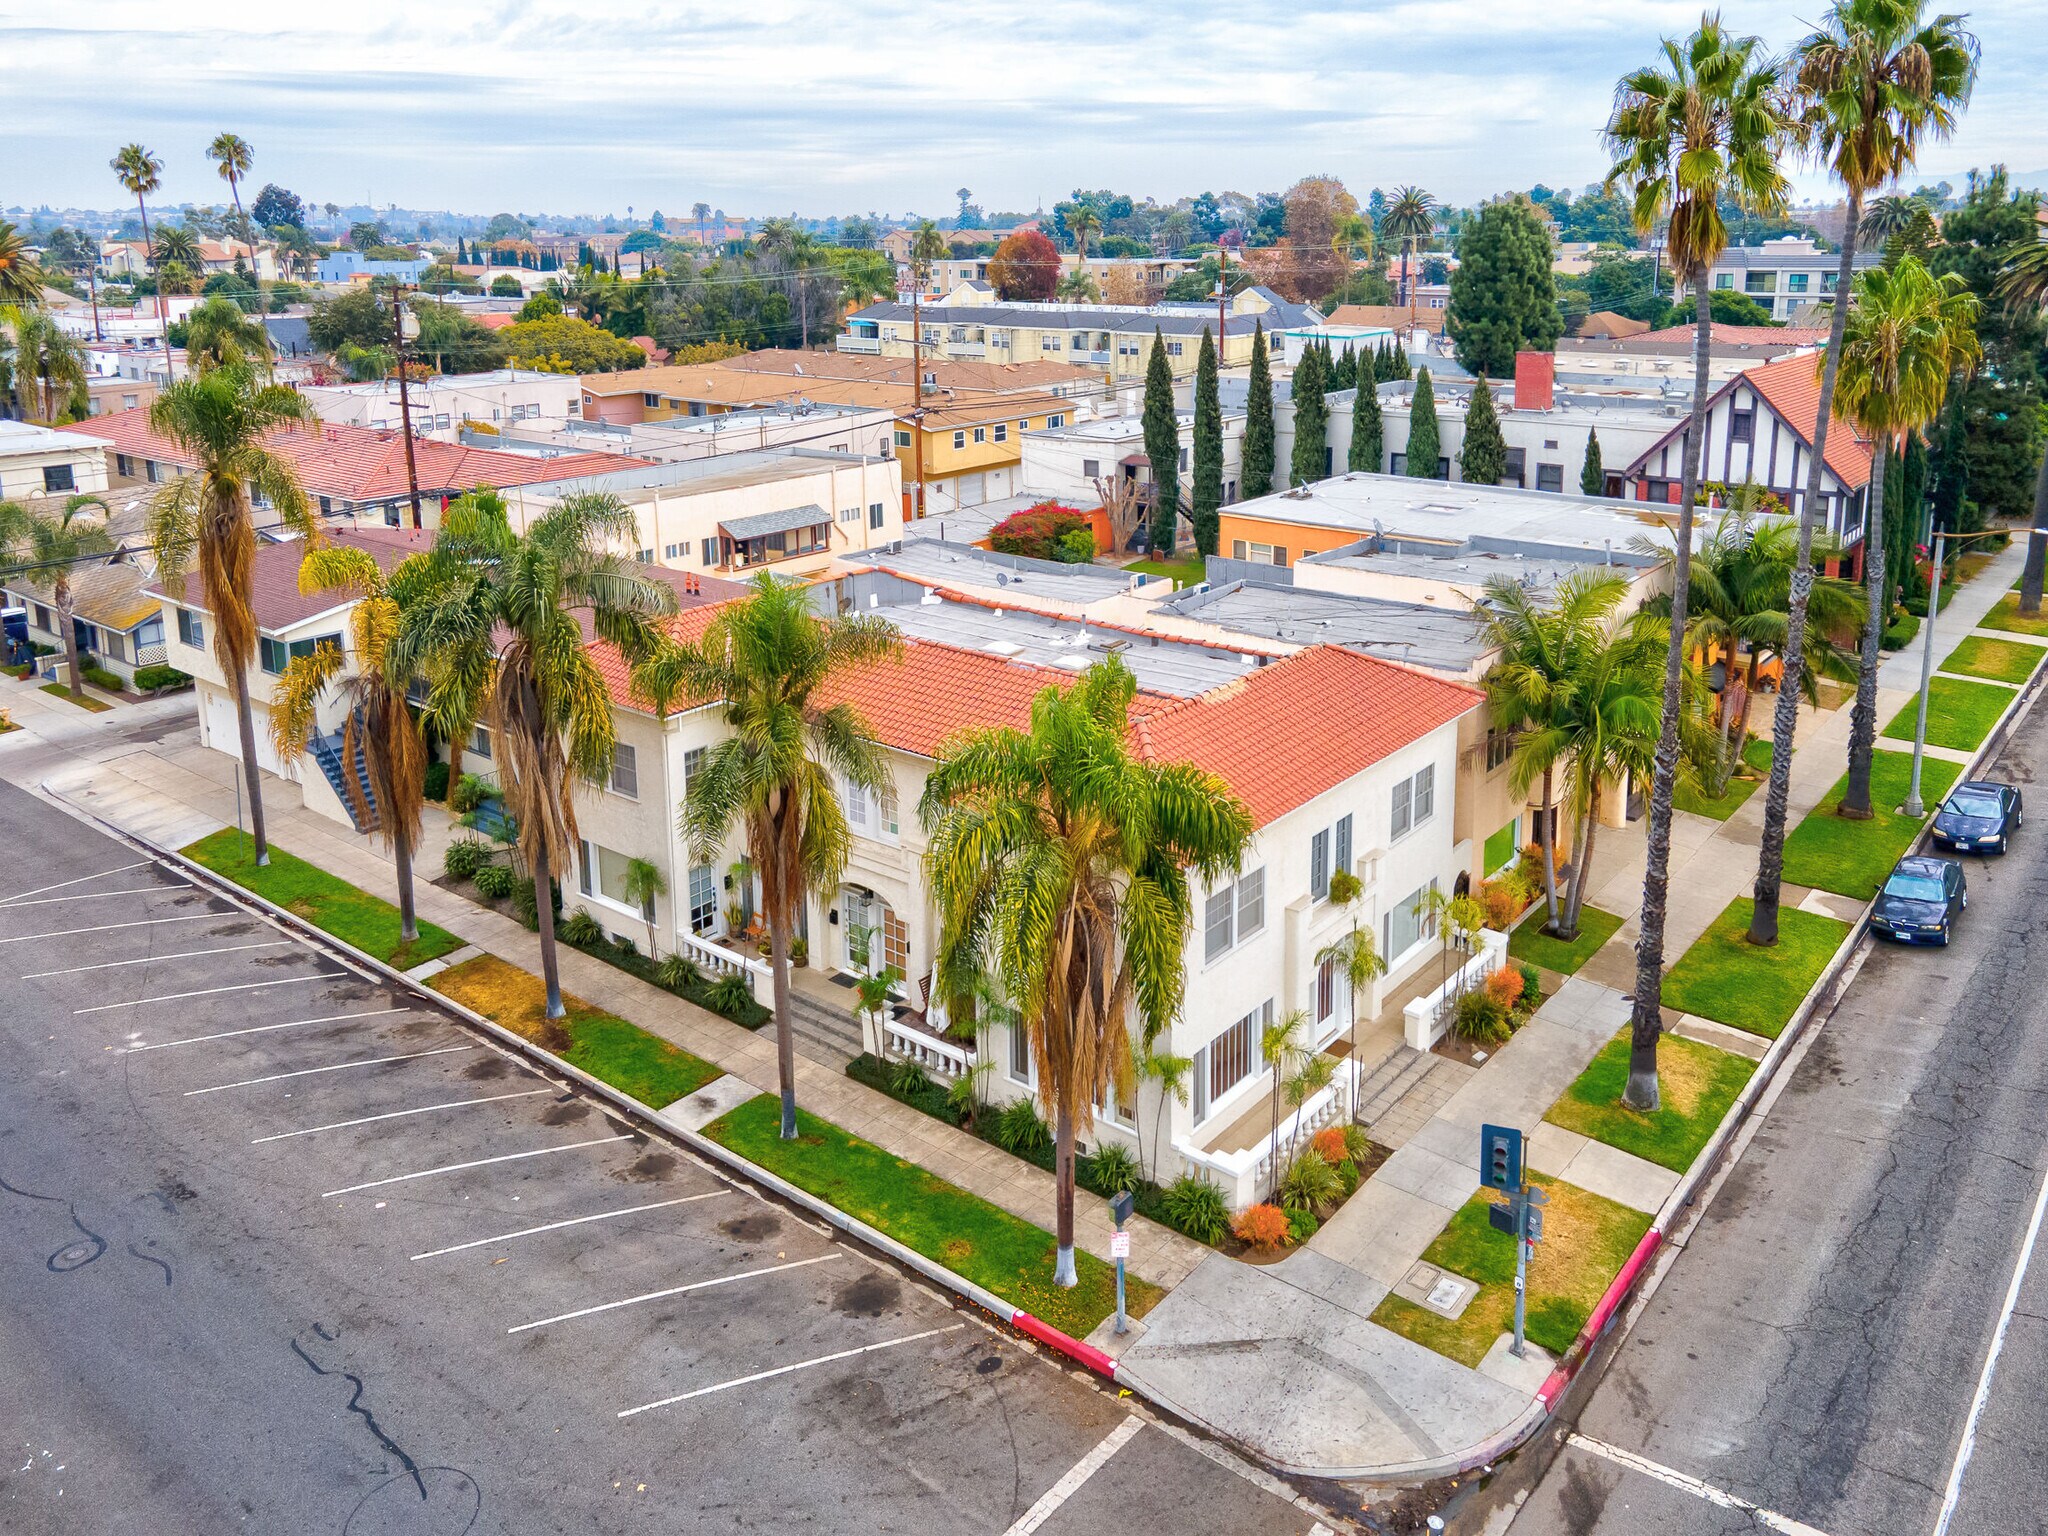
0 780 1336 1534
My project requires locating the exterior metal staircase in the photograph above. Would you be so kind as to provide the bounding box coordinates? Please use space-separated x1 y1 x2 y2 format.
310 725 380 835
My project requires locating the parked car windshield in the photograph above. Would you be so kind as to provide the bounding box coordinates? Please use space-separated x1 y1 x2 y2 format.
1946 791 2002 818
1884 873 1946 902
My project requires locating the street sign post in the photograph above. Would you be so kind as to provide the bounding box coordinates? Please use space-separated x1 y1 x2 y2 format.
1110 1190 1135 1335
1480 1126 1546 1357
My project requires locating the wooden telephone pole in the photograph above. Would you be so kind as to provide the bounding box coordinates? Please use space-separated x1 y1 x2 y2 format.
390 282 424 530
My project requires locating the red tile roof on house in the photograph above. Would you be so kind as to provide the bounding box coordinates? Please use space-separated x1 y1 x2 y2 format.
144 526 436 631
1633 322 1832 348
84 407 651 504
582 576 754 712
1737 351 1875 489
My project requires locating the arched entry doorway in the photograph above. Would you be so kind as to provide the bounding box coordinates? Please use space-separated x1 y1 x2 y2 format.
841 886 908 984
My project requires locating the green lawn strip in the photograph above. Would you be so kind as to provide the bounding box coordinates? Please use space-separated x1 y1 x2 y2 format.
1545 1029 1756 1174
1674 771 1763 821
1123 557 1206 585
1979 593 2048 639
1881 674 2015 752
40 682 112 712
1370 1175 1652 1366
1742 735 1773 774
705 1094 1157 1339
1660 897 1848 1039
1782 751 1963 901
183 830 462 968
1940 634 2045 685
428 952 719 1109
1508 903 1623 976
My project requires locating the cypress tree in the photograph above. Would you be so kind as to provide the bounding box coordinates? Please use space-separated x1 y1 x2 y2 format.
456 235 468 265
1930 393 1968 536
1406 368 1440 478
1142 327 1181 554
1334 345 1357 391
1445 198 1563 377
1290 344 1329 487
1393 343 1412 381
1349 372 1383 473
1374 339 1393 382
1192 328 1223 555
1580 428 1604 495
1459 376 1506 486
1242 322 1275 499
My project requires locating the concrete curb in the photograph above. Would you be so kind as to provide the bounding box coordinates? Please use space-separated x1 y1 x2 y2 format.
37 788 1132 1393
1528 632 2048 1415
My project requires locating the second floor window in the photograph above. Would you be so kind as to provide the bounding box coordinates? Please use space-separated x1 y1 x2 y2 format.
1391 764 1435 840
608 743 638 799
1203 866 1266 962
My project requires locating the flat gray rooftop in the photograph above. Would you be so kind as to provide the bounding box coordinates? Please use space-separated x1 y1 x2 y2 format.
1306 530 1659 599
1231 469 1678 548
852 535 1151 606
1161 580 1488 674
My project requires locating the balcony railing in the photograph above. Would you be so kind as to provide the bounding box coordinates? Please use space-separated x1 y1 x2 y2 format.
883 1018 976 1081
836 334 882 354
1166 1058 1360 1210
676 929 771 1004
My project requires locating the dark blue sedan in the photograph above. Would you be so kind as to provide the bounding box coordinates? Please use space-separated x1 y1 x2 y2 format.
1931 780 2023 854
1870 855 1968 946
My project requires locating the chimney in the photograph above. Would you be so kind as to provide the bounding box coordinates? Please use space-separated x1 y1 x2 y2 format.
1513 351 1555 412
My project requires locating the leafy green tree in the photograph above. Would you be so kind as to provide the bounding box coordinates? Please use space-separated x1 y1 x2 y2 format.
307 286 395 353
1581 429 1605 495
3 307 86 423
0 495 113 700
501 314 646 374
1459 376 1506 485
1996 195 2048 611
1349 371 1383 473
1664 290 1778 327
1142 328 1180 552
920 657 1252 1286
634 575 901 1136
1446 199 1563 376
1289 342 1328 487
1406 368 1441 477
1605 14 1792 1100
1191 328 1223 555
1242 323 1274 498
251 183 303 229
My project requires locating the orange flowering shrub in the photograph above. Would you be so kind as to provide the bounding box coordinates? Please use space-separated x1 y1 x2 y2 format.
1484 965 1525 1010
1231 1202 1292 1251
1313 1126 1351 1166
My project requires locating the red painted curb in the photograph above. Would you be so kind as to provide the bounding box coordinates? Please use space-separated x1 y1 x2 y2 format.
1538 1227 1663 1407
1010 1310 1119 1378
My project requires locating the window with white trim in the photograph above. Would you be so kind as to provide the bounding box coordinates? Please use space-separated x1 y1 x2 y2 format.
1203 866 1265 962
869 502 885 529
687 863 718 934
1382 878 1439 963
608 743 638 799
953 430 966 449
1191 1001 1267 1123
664 542 684 559
1390 764 1435 840
838 506 860 523
176 608 204 648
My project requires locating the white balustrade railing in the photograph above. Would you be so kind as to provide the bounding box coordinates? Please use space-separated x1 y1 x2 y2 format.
883 1018 977 1080
675 929 773 1004
1165 1057 1360 1211
1402 928 1510 1050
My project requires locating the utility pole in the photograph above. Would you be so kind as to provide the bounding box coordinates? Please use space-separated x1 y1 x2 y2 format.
1216 241 1228 361
85 259 103 342
390 282 424 530
908 268 927 522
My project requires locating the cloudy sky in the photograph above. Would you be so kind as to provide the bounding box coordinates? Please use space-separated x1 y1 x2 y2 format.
8 0 2044 220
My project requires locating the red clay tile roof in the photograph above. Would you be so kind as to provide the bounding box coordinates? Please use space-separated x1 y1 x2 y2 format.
85 407 650 503
1633 322 1831 348
584 577 753 713
1130 647 1483 826
1732 351 1874 489
144 526 436 631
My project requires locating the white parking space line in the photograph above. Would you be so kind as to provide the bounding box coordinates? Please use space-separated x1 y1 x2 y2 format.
76 972 345 1014
0 912 224 943
127 1006 412 1053
616 1323 967 1417
252 1089 553 1143
26 940 293 978
999 1415 1145 1536
408 1192 731 1261
1567 1434 1833 1535
1933 1161 2048 1536
320 1135 631 1198
508 1254 840 1334
0 887 180 908
183 1044 473 1096
0 860 150 903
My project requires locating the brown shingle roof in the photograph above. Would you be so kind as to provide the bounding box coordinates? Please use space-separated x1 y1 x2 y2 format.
1325 304 1445 337
144 526 435 631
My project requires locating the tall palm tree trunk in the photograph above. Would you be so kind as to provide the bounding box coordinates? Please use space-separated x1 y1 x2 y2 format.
1841 437 1891 818
1565 789 1601 939
533 839 564 1019
392 818 418 944
1053 1103 1078 1288
1751 192 1863 945
2020 444 2048 615
1539 763 1559 928
1623 283 1711 1110
768 899 797 1140
55 581 83 701
136 197 176 385
228 654 270 866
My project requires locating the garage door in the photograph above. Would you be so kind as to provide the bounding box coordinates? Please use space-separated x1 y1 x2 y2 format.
202 688 290 778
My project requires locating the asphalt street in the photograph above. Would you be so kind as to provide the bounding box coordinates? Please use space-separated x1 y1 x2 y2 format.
0 779 1327 1535
1508 689 2048 1536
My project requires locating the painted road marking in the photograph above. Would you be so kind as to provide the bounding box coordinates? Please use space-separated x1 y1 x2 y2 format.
1932 1161 2048 1536
409 1192 731 1261
0 912 224 943
25 940 292 978
0 887 179 908
999 1415 1145 1535
617 1324 967 1416
252 1089 552 1143
507 1254 840 1334
77 972 345 1014
0 860 150 903
1567 1434 1832 1535
182 1045 473 1096
128 1006 411 1053
320 1135 632 1198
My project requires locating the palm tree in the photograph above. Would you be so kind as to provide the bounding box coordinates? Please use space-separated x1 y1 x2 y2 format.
1132 1044 1192 1184
206 133 255 246
1378 187 1437 317
181 296 272 374
4 307 87 423
622 856 667 960
921 657 1253 1287
1999 224 2048 614
1832 258 1980 816
1753 0 1979 945
147 362 317 866
1056 269 1101 302
1260 1008 1311 1175
268 544 434 943
1067 206 1102 262
0 496 113 698
152 226 203 273
633 573 901 1138
1605 13 1791 1108
0 223 44 308
1863 193 1929 242
112 144 176 382
1332 211 1376 270
398 491 676 1019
